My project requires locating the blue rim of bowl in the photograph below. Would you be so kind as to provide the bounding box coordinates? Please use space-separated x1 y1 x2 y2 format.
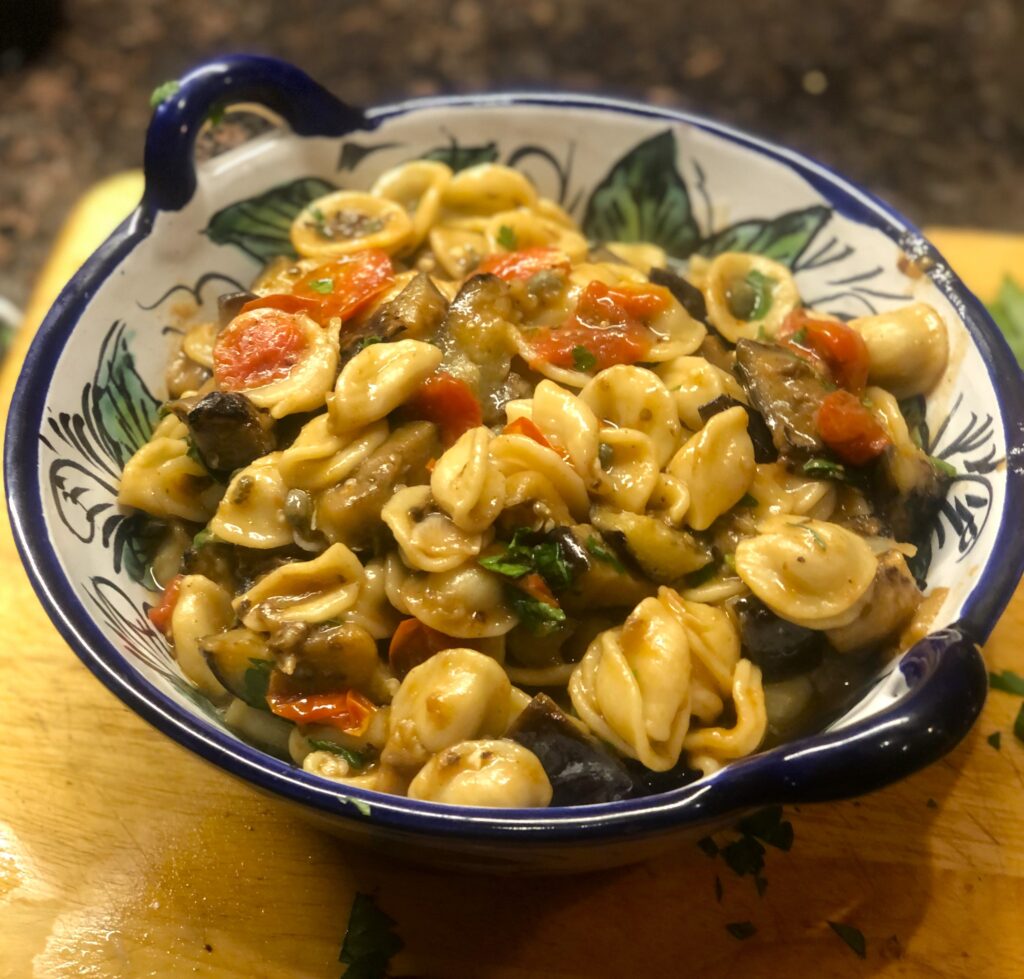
5 61 1022 844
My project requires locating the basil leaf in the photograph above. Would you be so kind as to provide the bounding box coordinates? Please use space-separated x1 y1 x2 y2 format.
506 587 566 635
827 921 867 959
532 541 574 590
802 457 848 480
478 554 534 579
572 345 597 372
150 80 181 107
989 670 1024 696
307 739 365 768
339 893 403 979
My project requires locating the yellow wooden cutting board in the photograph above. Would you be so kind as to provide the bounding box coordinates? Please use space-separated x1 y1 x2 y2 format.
1 178 1022 978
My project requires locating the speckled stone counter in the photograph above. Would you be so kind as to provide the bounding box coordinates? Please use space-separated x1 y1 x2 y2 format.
1 0 1021 307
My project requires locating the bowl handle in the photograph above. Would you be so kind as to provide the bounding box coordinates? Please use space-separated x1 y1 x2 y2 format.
142 54 372 213
721 625 987 807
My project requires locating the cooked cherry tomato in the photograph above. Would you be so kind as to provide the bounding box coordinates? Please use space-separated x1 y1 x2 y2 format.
503 416 554 449
388 619 454 679
516 572 560 608
292 248 394 323
816 390 891 465
405 371 482 446
779 310 871 393
214 307 308 391
239 293 322 317
267 681 375 734
477 246 571 282
147 574 183 636
526 280 662 372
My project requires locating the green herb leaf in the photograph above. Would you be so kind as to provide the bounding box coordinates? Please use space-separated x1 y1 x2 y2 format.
354 335 383 353
684 562 718 588
726 921 757 941
1015 703 1024 746
745 269 776 320
241 659 273 710
736 492 758 508
532 541 575 591
308 739 366 769
308 277 334 294
989 670 1024 696
497 224 518 250
929 455 957 478
723 552 737 571
572 345 597 372
207 103 225 128
150 80 181 107
789 521 827 550
791 326 808 345
506 586 566 635
737 805 794 851
586 535 625 574
697 836 719 858
478 554 534 579
987 731 1002 750
721 835 766 878
986 275 1024 368
192 528 217 550
339 892 402 979
351 798 372 817
828 921 867 959
802 457 848 481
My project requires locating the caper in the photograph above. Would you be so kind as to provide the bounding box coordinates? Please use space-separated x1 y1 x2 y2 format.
284 488 313 527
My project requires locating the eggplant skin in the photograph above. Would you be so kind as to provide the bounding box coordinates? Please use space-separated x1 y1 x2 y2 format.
733 595 825 682
185 391 275 473
734 339 829 462
217 291 257 328
649 266 708 324
509 694 634 805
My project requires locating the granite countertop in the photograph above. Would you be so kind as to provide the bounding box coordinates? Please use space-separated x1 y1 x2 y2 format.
1 0 1021 308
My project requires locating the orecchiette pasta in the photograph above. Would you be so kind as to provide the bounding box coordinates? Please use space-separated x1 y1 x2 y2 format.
331 338 443 431
668 406 756 530
125 159 951 810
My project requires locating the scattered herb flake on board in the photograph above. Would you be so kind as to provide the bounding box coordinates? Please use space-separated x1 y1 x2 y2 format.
987 731 1002 750
828 921 867 959
738 805 794 851
721 835 766 878
989 670 1024 696
586 535 626 574
714 875 723 902
339 892 402 979
572 345 598 372
497 224 518 250
1015 703 1024 745
726 921 757 941
149 79 180 106
308 739 366 768
926 798 938 809
697 836 719 858
309 277 335 294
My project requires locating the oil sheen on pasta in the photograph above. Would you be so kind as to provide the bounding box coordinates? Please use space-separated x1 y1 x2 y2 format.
119 160 952 808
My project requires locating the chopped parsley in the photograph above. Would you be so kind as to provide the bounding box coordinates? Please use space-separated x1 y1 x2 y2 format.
308 739 366 769
353 335 383 353
684 562 718 589
586 535 625 574
506 586 566 635
350 798 372 817
572 345 598 372
308 277 334 294
828 921 867 959
790 521 827 550
192 528 217 549
149 80 181 107
790 326 808 345
309 206 327 232
745 269 775 320
339 892 402 978
241 658 273 710
987 731 1002 750
930 455 957 478
496 224 518 250
478 553 534 578
1016 703 1024 746
802 457 847 480
532 541 575 591
989 670 1024 696
725 921 757 941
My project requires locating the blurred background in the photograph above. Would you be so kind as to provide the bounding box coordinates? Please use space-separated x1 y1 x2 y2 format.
0 0 1021 311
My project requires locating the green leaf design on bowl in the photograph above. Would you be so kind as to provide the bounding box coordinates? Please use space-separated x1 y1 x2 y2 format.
697 205 831 267
205 176 337 261
421 140 499 171
583 130 700 259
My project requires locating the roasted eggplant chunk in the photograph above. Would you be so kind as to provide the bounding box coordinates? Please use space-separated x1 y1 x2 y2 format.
175 391 275 473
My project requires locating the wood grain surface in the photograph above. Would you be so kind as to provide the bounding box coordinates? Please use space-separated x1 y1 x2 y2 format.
0 192 1021 978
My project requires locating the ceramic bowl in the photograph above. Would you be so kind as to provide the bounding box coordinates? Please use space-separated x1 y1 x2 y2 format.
7 54 1024 873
